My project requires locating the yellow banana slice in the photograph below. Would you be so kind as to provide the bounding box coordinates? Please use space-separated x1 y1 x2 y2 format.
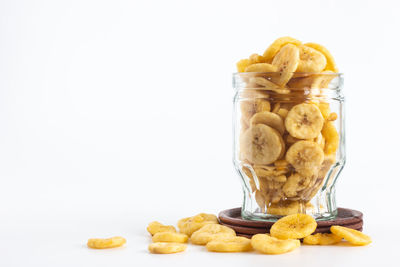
249 53 265 64
285 140 324 177
245 63 277 72
327 112 338 121
250 111 285 135
285 103 324 139
87 236 126 249
255 190 267 212
321 121 339 155
240 124 284 165
191 224 236 245
312 132 325 151
297 46 327 72
270 213 317 239
249 77 291 94
177 213 218 237
148 242 187 254
242 166 257 192
288 72 335 90
303 233 342 245
267 200 301 216
263 37 302 63
152 232 188 243
318 154 336 178
147 221 176 236
330 226 372 246
271 44 300 87
206 236 252 252
282 173 312 197
304 43 339 72
251 234 300 255
276 108 289 119
236 58 251 72
240 99 271 122
317 102 331 119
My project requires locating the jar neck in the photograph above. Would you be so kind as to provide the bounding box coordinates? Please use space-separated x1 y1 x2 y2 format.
233 72 344 101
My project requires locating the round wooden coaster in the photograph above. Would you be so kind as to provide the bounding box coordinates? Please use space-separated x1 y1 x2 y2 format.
236 227 364 239
220 221 363 236
219 207 363 228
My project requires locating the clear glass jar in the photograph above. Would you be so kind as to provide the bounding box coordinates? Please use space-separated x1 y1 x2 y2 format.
233 72 345 221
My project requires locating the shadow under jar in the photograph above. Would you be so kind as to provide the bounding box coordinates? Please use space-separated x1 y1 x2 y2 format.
233 72 345 221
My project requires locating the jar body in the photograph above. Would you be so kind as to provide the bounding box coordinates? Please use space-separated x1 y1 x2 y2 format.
233 72 345 221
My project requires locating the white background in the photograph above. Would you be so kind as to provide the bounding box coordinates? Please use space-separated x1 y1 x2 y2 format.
1 0 399 266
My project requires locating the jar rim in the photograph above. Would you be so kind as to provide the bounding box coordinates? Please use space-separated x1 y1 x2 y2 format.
232 72 344 93
232 72 343 76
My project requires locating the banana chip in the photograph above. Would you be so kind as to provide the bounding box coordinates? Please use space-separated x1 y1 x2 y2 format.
148 242 187 254
191 224 236 245
87 236 126 249
152 232 188 243
147 221 176 236
330 226 372 246
177 213 218 237
303 233 342 245
206 236 252 252
251 234 300 254
270 213 317 239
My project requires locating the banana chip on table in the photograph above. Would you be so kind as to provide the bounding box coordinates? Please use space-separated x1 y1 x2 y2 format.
303 233 342 245
152 232 188 243
206 236 252 252
148 242 187 254
251 234 300 255
191 224 236 245
177 213 218 237
147 221 176 236
87 236 126 249
330 226 372 246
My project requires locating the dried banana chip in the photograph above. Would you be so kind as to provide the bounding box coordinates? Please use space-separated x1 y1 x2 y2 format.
304 42 338 73
147 221 176 236
191 224 236 245
267 200 301 216
152 232 188 243
263 36 302 63
270 213 317 239
303 233 342 245
87 236 126 249
321 121 339 155
177 213 218 237
250 111 285 135
285 103 324 139
148 242 187 254
240 124 284 165
236 59 251 73
245 63 277 72
206 236 252 252
297 45 327 73
251 234 300 254
286 140 324 177
330 226 371 246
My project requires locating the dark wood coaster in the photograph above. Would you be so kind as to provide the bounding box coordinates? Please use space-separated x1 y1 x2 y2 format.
219 207 363 228
221 221 363 236
237 229 363 240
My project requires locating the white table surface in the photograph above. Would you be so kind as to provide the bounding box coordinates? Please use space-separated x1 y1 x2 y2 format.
0 209 396 267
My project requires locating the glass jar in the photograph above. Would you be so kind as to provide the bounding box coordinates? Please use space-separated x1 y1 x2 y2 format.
233 72 345 221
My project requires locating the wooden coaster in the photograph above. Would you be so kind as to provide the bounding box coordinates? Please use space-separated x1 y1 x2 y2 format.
218 207 364 238
237 228 363 239
219 207 363 228
220 221 363 236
